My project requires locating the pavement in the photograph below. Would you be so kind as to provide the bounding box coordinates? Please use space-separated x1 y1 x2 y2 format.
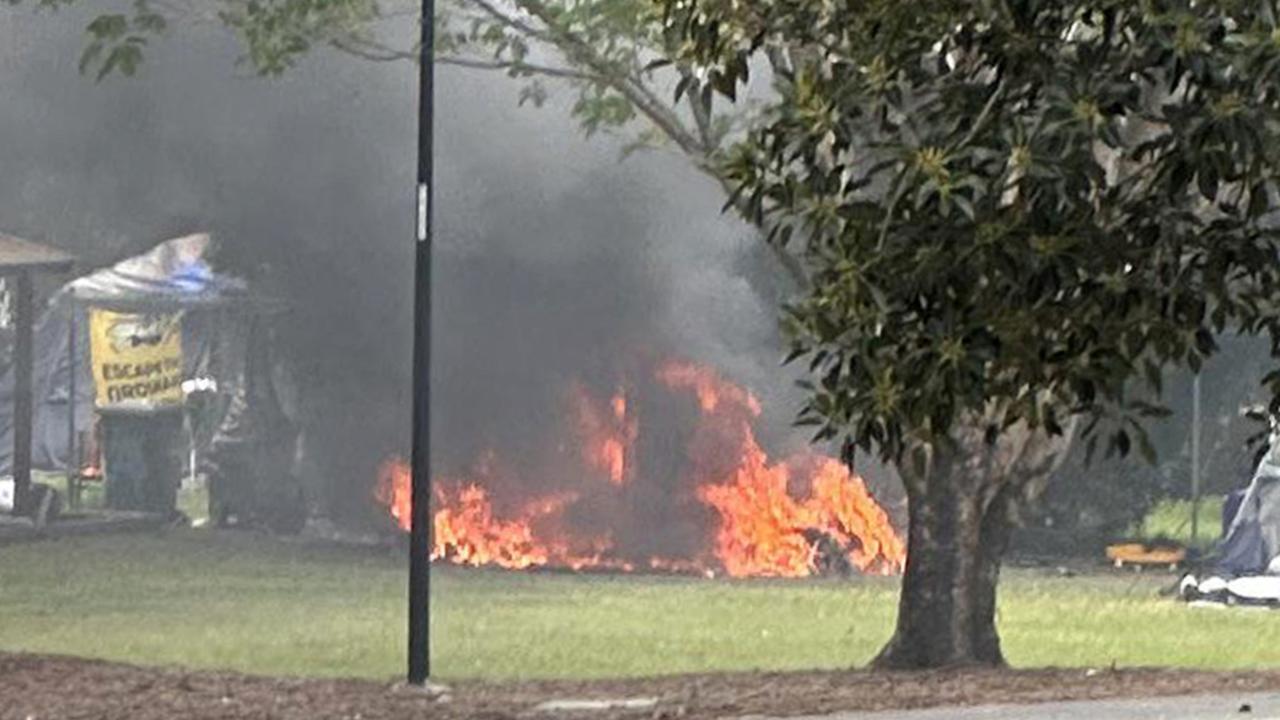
774 692 1280 719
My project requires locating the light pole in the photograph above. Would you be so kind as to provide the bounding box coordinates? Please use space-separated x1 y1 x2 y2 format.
1190 372 1201 549
409 0 435 687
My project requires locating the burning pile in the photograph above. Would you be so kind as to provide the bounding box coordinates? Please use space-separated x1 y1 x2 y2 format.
377 360 905 577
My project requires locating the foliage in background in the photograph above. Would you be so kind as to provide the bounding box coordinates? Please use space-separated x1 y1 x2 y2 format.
1132 497 1225 549
1036 455 1180 540
1038 335 1273 542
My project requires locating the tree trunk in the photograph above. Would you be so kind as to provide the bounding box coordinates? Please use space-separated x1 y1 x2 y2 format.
873 466 1015 669
872 419 1075 670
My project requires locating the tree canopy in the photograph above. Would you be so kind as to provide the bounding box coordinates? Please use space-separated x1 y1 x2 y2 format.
660 0 1280 468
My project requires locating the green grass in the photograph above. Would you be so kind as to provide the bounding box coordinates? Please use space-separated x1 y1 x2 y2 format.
2 531 1280 681
1133 498 1226 550
36 471 210 523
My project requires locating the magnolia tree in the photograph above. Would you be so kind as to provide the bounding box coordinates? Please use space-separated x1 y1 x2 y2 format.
19 0 1280 668
655 0 1280 666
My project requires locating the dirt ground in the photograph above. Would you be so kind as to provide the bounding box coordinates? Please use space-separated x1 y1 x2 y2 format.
6 652 1280 720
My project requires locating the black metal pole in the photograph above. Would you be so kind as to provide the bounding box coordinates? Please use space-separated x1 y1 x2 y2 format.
12 272 33 516
408 0 435 687
67 304 77 510
1191 373 1202 548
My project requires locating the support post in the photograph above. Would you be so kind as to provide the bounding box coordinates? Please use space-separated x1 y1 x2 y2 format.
1191 373 1202 547
12 271 33 516
408 0 436 687
66 305 78 509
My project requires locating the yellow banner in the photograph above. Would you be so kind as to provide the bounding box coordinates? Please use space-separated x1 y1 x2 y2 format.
88 309 185 409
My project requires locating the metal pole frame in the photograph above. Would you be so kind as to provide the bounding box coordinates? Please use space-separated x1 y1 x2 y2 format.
408 0 436 686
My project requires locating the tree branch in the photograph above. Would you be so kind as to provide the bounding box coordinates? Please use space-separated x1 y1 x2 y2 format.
468 0 551 41
876 166 912 251
438 55 600 81
950 77 1007 153
513 0 705 157
329 36 416 62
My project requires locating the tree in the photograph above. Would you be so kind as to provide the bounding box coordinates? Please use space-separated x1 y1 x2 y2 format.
657 0 1280 667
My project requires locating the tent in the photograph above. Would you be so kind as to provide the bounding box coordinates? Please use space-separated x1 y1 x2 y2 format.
0 235 277 481
0 234 76 517
1182 420 1280 604
1217 475 1280 577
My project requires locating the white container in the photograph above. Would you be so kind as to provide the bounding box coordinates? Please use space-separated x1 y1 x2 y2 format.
0 476 13 512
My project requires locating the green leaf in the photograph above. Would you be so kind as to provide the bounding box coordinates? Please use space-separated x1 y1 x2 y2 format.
79 40 104 77
1251 182 1271 218
86 13 128 40
1134 426 1158 464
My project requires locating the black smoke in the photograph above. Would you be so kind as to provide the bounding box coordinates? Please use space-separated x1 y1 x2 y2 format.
0 5 831 527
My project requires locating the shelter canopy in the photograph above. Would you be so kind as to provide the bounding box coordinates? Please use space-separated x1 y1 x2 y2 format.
66 233 251 312
0 233 272 481
0 234 75 274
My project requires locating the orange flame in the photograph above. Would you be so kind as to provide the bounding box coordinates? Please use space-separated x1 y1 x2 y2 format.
375 457 413 532
377 460 614 570
659 361 905 577
570 384 636 486
376 359 905 577
431 484 554 569
656 361 762 416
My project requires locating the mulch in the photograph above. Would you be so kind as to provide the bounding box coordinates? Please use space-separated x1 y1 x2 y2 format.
5 651 1280 720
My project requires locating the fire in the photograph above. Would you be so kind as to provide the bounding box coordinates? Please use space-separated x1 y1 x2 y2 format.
375 457 412 531
570 383 636 486
431 484 554 569
695 455 904 576
377 459 613 570
656 361 761 415
376 359 906 577
658 361 904 577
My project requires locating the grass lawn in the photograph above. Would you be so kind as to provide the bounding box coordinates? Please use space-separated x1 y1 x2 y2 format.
2 530 1280 681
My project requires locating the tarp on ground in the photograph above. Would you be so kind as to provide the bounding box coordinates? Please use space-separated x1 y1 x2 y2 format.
0 234 255 476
